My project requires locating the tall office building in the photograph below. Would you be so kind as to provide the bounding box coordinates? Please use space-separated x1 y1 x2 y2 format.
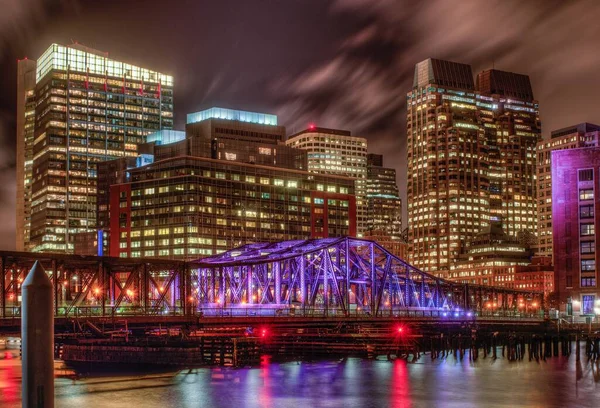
22 43 173 253
285 127 368 234
99 109 356 260
365 153 402 240
15 58 37 251
407 59 540 278
536 123 600 260
476 69 540 240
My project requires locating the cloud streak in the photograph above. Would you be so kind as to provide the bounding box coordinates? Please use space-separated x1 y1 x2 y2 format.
273 0 600 223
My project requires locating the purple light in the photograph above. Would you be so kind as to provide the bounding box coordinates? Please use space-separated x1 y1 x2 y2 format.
467 312 472 317
453 312 459 317
442 312 448 317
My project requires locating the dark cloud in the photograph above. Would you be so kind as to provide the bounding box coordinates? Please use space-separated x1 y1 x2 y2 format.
1 0 600 250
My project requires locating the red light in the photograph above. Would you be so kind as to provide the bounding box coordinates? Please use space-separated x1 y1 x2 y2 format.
398 327 403 333
261 329 267 337
309 124 315 130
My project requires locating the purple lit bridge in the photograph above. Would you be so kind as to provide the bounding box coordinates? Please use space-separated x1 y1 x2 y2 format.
0 237 543 327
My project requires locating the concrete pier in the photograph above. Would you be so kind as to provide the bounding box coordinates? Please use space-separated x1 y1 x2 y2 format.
21 261 54 408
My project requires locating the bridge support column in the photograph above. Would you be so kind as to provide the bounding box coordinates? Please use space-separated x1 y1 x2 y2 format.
274 262 281 305
247 266 253 305
300 255 306 309
219 267 225 306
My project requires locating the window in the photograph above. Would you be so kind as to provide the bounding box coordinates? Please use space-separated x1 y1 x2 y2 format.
581 278 596 287
566 275 573 288
582 294 596 315
579 169 594 181
580 224 595 236
581 241 595 254
581 259 596 271
579 189 594 200
580 204 594 219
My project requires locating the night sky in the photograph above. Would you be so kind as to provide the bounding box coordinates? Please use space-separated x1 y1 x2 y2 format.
1 0 600 250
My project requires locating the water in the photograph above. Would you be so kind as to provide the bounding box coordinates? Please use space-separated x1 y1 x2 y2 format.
1 350 600 407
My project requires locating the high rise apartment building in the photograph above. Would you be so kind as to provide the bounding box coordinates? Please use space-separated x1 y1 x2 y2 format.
15 58 37 251
407 58 540 278
365 154 402 240
285 127 368 234
536 123 600 260
19 43 173 253
552 147 600 315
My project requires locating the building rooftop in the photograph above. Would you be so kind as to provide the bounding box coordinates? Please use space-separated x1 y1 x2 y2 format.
35 43 173 85
146 130 186 145
186 107 278 126
288 126 353 140
551 122 600 139
476 69 534 100
413 58 475 90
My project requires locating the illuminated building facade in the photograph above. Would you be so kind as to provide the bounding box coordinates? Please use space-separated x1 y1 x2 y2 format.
107 156 356 259
407 59 540 278
25 43 173 253
514 256 554 301
180 108 305 170
285 127 368 234
16 58 37 251
536 123 600 260
448 222 532 288
365 154 402 240
362 229 406 259
552 147 600 315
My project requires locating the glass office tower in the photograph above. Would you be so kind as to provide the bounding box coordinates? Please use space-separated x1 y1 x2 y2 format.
25 43 173 252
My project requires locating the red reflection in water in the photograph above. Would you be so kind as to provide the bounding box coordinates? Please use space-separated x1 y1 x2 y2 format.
0 358 20 404
259 355 272 407
390 359 411 408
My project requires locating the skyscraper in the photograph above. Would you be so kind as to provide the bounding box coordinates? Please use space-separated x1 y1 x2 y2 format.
365 153 402 240
285 127 368 234
407 58 540 278
21 43 173 253
15 58 37 251
536 123 600 260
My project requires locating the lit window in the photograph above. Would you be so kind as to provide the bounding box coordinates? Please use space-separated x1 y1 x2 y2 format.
579 189 594 201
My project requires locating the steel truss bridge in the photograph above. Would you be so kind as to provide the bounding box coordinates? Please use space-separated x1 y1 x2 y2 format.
0 237 543 320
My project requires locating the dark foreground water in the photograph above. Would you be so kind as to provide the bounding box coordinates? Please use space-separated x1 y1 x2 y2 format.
2 350 600 408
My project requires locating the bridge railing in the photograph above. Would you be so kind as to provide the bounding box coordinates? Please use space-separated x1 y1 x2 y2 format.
0 305 545 321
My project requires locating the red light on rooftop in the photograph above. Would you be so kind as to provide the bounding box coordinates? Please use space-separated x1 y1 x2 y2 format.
309 124 315 130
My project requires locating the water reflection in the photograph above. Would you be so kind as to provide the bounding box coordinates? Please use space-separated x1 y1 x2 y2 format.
1 348 600 407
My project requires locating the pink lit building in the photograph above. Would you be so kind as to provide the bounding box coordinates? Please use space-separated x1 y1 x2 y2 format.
552 147 600 315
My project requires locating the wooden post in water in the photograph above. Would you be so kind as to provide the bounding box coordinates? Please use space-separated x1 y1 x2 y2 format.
21 261 54 408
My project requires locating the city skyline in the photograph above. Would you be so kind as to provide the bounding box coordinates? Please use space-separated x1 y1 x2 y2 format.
2 0 600 251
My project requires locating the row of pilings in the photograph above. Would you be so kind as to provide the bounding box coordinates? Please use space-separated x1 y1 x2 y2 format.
422 331 600 363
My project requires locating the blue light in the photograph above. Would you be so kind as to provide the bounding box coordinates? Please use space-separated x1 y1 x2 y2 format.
454 312 459 318
97 230 103 257
442 312 448 317
187 107 278 126
146 130 186 145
